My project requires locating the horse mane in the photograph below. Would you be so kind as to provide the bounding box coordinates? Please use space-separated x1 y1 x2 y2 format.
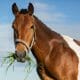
34 16 61 39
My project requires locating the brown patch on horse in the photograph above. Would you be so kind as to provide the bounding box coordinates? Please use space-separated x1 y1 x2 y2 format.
32 16 79 80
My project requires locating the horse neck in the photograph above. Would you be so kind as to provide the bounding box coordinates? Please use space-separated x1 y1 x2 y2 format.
31 16 62 62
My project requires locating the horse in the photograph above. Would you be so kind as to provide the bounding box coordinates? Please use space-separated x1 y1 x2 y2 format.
11 3 80 80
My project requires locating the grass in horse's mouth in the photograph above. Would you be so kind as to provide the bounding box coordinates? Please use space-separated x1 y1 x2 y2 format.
1 52 36 80
1 52 34 71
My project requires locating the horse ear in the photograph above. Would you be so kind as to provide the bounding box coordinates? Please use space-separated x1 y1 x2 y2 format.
12 3 19 16
28 3 34 15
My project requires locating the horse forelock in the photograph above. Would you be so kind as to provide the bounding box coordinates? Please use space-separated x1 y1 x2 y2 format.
20 9 28 14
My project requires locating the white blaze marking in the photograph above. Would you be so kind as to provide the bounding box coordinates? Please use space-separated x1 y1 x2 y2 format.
62 35 80 80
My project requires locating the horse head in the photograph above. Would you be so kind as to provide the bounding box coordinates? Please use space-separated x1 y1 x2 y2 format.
12 3 35 62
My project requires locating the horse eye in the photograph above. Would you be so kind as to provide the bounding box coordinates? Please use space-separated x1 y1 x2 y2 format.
12 24 16 30
12 25 14 29
31 25 34 29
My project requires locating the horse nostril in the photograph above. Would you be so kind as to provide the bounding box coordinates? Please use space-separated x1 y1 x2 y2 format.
15 50 26 58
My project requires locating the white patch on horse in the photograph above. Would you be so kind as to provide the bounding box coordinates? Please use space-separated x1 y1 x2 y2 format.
62 35 80 80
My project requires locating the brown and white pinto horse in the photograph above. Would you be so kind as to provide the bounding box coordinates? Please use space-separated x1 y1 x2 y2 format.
12 3 80 80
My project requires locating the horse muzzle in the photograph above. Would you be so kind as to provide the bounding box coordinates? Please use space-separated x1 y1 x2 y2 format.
15 37 35 62
15 50 26 63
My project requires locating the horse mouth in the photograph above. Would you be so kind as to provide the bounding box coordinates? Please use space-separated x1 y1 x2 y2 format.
14 53 31 63
3 52 31 64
